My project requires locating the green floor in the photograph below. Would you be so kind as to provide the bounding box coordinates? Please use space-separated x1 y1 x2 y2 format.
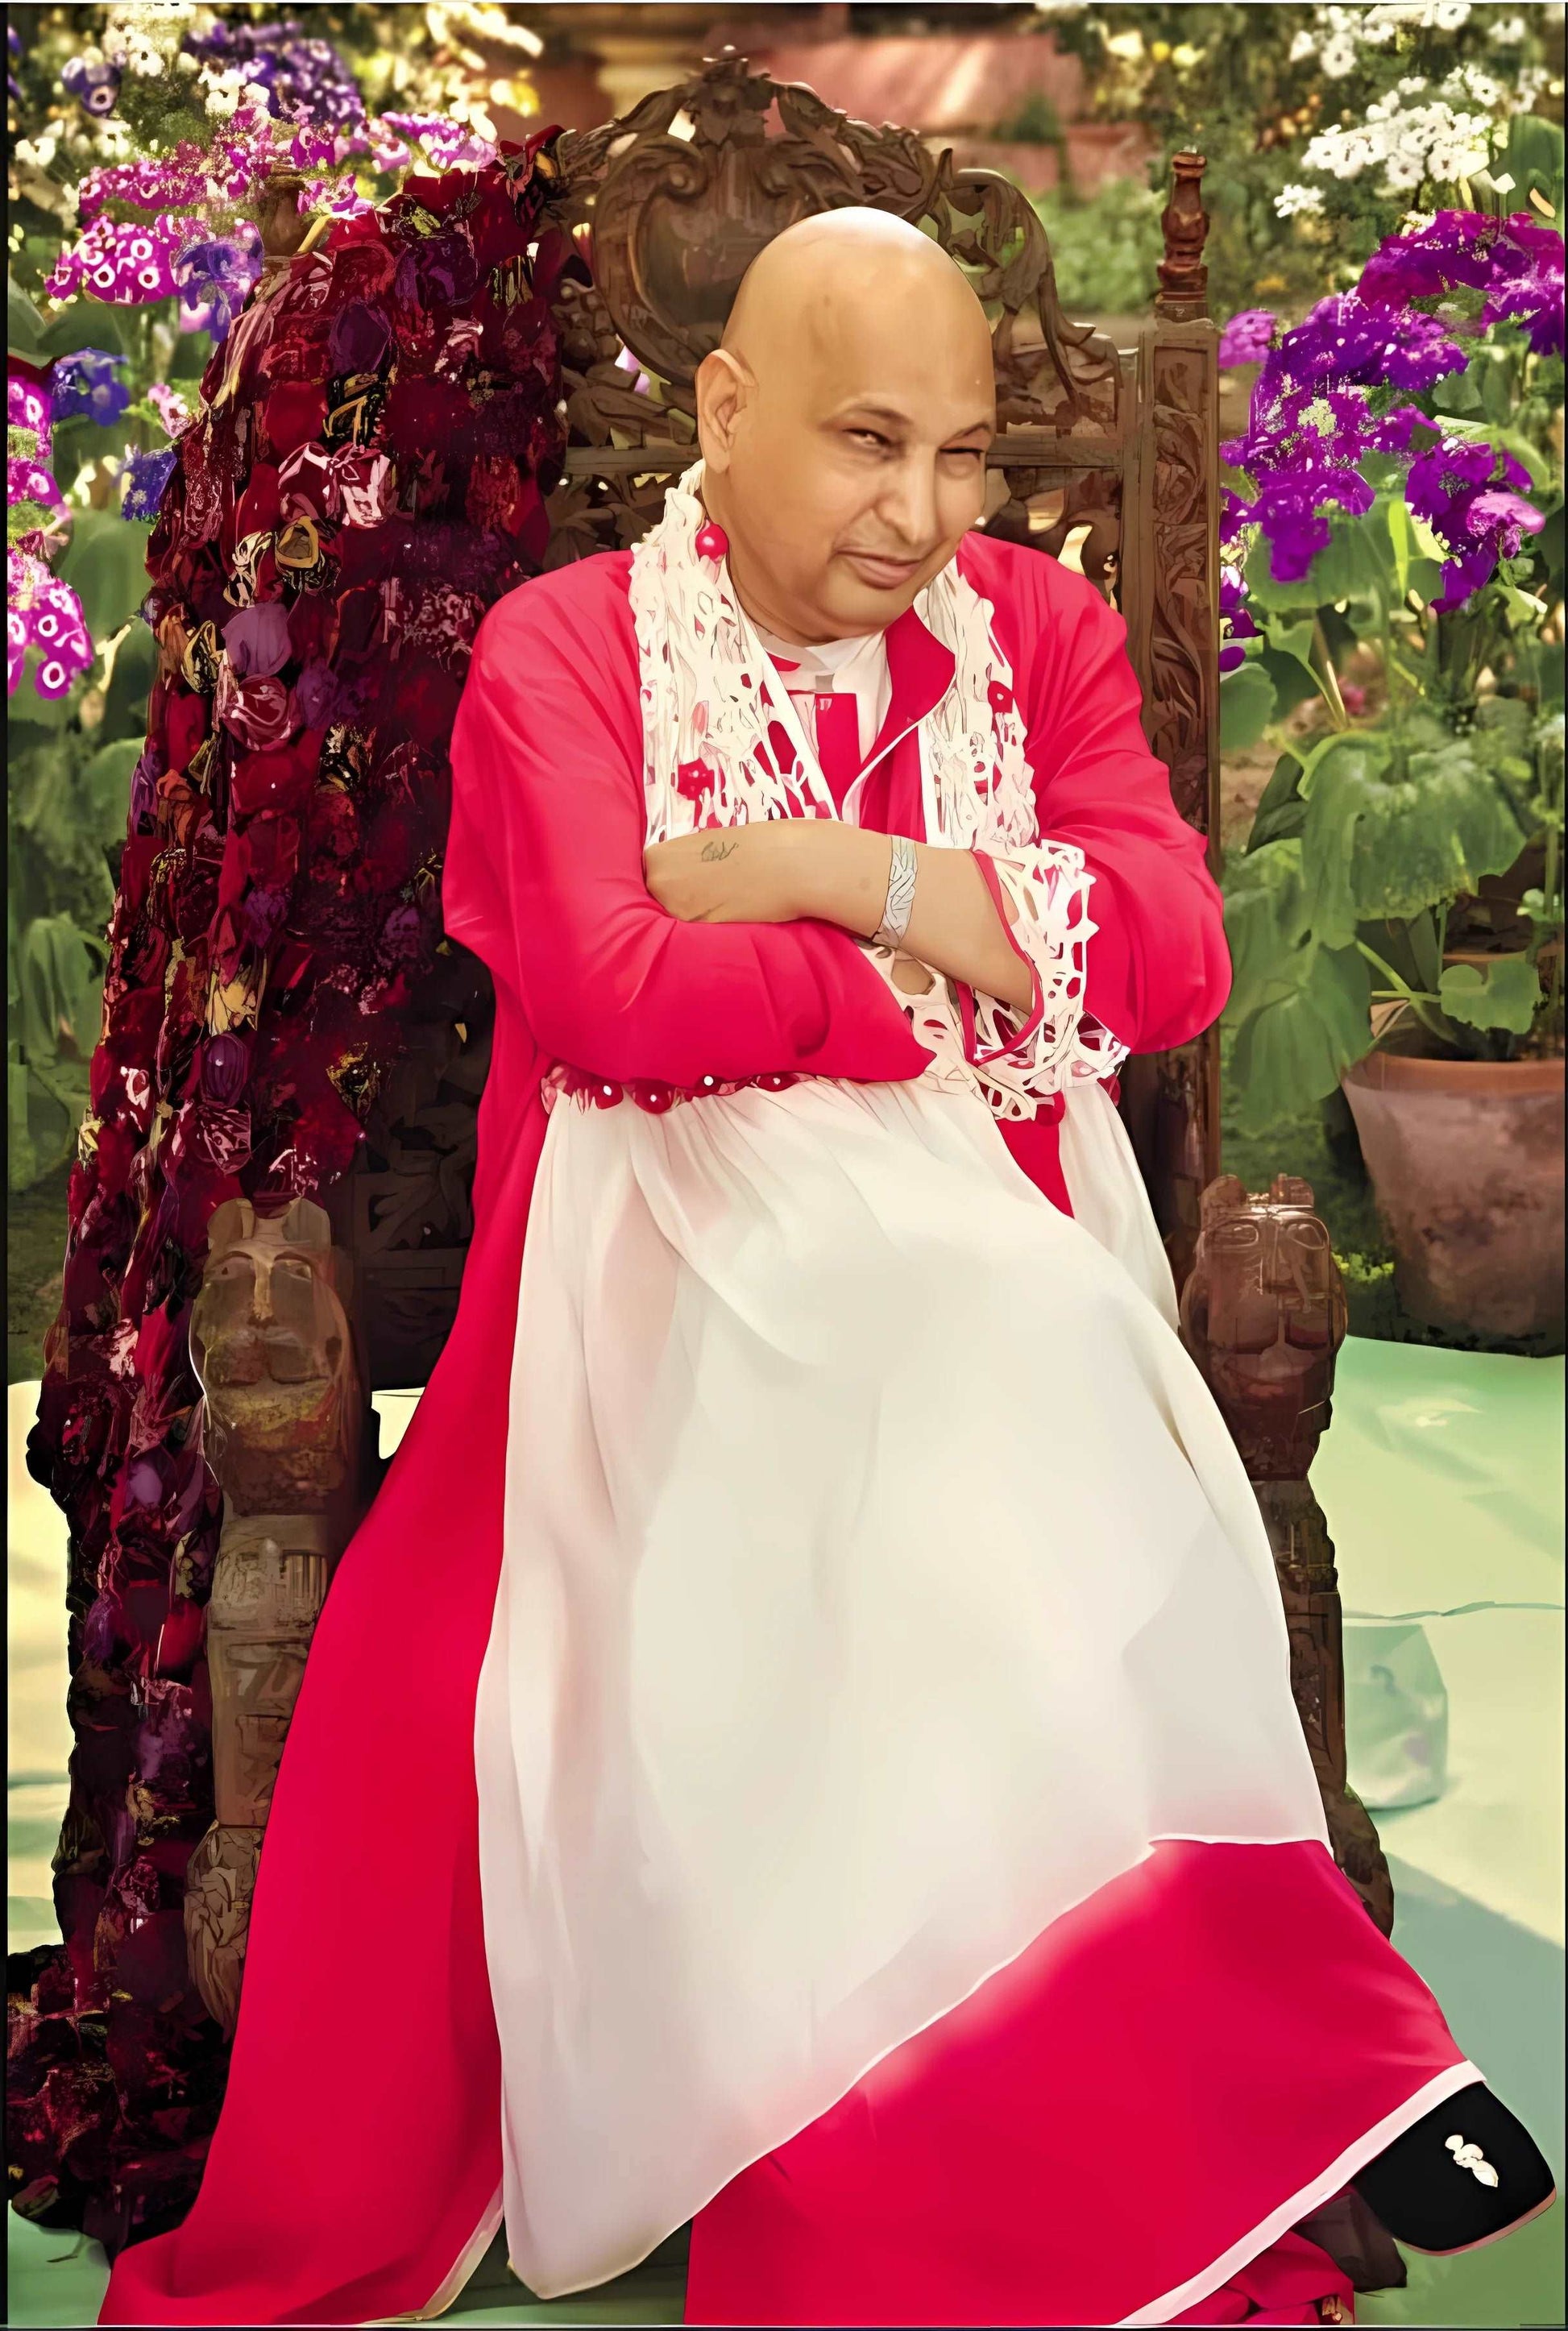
8 1346 1564 2327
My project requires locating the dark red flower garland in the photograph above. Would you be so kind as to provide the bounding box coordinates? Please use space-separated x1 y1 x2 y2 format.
8 134 571 2256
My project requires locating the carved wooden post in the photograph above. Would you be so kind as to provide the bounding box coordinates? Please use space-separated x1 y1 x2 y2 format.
1180 1176 1394 1934
1120 153 1222 1294
183 1200 367 2030
256 168 313 271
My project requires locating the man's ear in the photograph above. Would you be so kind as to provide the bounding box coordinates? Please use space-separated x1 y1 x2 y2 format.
695 347 750 475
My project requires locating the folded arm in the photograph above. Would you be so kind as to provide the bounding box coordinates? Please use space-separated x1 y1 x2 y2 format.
444 599 934 1089
645 819 1033 1011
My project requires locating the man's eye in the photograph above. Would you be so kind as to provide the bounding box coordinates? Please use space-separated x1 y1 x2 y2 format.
942 446 985 462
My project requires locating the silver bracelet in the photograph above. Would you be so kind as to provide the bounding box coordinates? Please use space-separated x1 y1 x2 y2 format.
873 832 919 949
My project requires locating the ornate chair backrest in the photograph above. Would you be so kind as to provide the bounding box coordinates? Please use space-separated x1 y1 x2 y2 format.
538 48 1222 1277
327 52 1224 1393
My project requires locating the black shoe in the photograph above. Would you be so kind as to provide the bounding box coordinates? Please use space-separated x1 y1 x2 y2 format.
1352 2083 1558 2256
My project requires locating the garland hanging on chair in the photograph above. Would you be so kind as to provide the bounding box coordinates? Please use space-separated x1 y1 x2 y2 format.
8 132 572 2256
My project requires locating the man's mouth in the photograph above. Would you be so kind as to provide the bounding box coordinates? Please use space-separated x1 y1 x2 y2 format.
840 550 927 588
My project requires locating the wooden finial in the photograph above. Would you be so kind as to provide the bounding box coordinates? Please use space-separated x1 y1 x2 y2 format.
1155 151 1209 321
257 168 313 267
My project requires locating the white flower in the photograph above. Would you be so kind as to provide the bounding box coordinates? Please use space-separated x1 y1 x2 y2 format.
1289 27 1318 60
1442 64 1501 109
1321 32 1359 75
1276 181 1327 218
1491 14 1527 40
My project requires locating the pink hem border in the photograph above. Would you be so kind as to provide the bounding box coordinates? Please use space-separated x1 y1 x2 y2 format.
1118 2059 1488 2325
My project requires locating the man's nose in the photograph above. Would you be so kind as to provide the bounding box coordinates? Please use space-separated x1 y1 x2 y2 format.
877 458 940 550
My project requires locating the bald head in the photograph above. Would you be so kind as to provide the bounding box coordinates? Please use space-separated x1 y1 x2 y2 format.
723 207 990 372
695 207 996 644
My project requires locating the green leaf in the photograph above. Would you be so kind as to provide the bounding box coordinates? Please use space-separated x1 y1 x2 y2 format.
49 414 131 493
1479 356 1513 427
1431 365 1484 418
1473 695 1535 755
39 301 130 360
1302 728 1530 948
80 738 143 847
1491 113 1565 218
15 915 105 1065
1220 660 1278 753
1246 753 1308 852
7 653 81 728
1222 838 1313 1022
1243 506 1396 617
102 619 158 740
56 509 153 645
7 272 48 365
1387 494 1415 605
169 326 212 382
1438 956 1542 1035
1259 644 1325 720
1535 499 1563 600
1230 944 1373 1132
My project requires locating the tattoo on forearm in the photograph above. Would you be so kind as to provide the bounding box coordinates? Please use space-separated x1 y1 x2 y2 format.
699 838 739 862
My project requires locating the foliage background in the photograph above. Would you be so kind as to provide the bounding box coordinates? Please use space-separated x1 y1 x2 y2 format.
8 1 1567 1379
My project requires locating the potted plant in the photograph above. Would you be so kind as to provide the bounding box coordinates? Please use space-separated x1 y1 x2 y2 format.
1217 186 1565 1343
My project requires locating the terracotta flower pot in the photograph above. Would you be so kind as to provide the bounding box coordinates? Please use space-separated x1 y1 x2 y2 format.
1342 1051 1565 1341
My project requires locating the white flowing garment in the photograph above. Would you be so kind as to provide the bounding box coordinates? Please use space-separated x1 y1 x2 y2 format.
472 550 1330 2301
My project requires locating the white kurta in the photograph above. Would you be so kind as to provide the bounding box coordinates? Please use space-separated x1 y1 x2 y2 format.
471 631 1328 2300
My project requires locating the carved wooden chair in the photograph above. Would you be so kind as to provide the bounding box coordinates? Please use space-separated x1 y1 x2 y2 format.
326 51 1390 1927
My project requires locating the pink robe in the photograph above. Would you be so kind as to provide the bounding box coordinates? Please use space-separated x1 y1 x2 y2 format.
98 537 1469 2328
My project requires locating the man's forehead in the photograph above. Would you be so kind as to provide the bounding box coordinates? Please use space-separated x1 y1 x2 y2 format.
782 294 993 413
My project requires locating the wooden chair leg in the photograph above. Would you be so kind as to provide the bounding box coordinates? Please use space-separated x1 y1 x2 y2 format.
1256 1479 1394 1935
1180 1174 1394 1935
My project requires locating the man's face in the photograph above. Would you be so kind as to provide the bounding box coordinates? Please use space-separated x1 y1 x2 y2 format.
698 282 997 644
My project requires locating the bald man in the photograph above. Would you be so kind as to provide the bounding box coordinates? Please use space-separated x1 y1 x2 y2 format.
101 212 1553 2329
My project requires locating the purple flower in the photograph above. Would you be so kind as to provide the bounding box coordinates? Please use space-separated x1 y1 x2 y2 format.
223 602 293 679
51 347 131 427
122 447 177 522
1359 209 1566 360
1232 464 1376 584
172 233 263 343
1407 437 1545 609
62 51 122 117
1219 562 1259 673
183 19 367 138
45 214 191 305
1217 309 1276 370
8 550 93 698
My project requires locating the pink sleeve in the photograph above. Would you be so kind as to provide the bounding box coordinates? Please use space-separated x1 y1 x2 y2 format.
1012 568 1230 1057
443 595 932 1089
